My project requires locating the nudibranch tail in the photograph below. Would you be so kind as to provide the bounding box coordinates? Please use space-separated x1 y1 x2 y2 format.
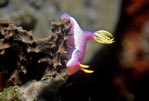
93 30 114 44
79 64 94 73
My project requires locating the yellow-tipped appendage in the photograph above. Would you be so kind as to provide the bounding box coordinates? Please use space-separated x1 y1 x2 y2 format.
93 30 114 44
80 64 90 68
80 64 94 73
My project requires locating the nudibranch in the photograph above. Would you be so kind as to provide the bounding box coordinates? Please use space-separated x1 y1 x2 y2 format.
61 13 114 75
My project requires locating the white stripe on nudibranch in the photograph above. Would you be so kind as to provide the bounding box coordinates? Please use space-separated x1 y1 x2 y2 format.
61 13 114 75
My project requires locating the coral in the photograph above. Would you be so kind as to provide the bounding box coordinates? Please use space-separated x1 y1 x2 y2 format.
0 18 71 100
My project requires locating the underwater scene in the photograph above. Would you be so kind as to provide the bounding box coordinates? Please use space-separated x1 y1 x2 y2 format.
0 0 149 101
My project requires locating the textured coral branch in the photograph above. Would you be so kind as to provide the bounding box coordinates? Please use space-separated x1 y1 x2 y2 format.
0 18 71 100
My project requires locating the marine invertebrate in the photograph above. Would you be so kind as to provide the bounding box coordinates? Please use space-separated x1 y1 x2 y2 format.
0 13 114 100
61 13 114 75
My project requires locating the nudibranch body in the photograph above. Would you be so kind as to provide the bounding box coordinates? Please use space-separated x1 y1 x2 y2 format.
61 13 114 75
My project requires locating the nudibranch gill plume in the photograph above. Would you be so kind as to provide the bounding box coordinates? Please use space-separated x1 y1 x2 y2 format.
61 13 114 75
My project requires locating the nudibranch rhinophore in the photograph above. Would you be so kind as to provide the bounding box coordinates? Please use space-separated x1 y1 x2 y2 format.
61 13 114 75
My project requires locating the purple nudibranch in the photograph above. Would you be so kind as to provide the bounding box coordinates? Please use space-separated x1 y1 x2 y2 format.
61 13 114 75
